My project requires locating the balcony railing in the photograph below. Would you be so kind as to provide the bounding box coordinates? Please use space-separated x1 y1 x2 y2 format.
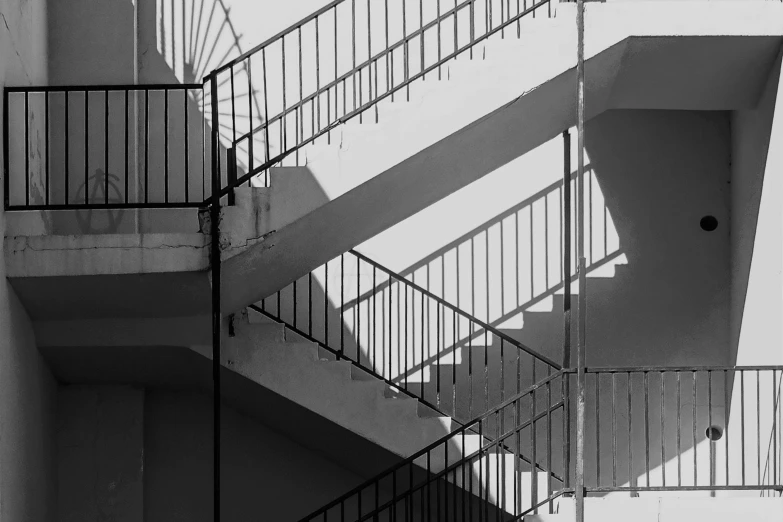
3 84 208 209
297 366 782 521
4 1 555 211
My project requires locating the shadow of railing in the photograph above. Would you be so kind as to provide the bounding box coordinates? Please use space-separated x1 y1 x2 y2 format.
340 167 624 404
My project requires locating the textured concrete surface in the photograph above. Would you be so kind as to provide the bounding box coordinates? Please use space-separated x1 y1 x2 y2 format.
57 386 144 522
527 497 783 522
221 3 783 314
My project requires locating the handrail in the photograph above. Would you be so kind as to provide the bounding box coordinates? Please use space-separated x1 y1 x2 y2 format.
213 0 347 76
3 83 204 93
350 249 561 370
297 369 567 521
248 302 437 413
231 0 476 147
251 301 564 481
353 400 566 522
210 0 554 198
257 249 560 425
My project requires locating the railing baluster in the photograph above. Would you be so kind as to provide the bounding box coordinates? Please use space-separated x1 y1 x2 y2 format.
124 90 129 204
164 89 170 203
741 369 746 486
725 369 730 486
325 261 329 346
757 369 762 486
316 15 322 137
83 90 88 205
661 371 666 487
420 0 425 81
340 253 345 357
103 91 109 204
143 90 149 204
612 372 617 487
595 372 600 487
677 370 682 487
709 370 714 488
693 371 698 486
628 372 633 493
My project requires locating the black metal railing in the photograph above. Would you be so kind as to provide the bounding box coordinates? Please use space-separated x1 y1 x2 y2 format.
3 84 208 209
4 1 556 210
298 370 569 521
574 366 783 496
211 0 554 195
298 366 782 521
254 249 561 423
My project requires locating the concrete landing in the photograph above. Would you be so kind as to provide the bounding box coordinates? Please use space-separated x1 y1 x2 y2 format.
525 497 783 522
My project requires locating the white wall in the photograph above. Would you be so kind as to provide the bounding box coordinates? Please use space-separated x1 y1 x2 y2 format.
730 51 783 368
726 49 783 494
0 1 57 521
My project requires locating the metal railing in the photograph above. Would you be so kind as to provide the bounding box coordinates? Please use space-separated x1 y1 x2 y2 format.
5 1 555 210
3 84 208 209
575 366 783 496
298 370 569 521
254 248 561 423
211 0 554 195
298 366 782 521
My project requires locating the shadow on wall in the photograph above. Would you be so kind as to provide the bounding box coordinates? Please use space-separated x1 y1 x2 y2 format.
5 0 261 231
259 108 736 502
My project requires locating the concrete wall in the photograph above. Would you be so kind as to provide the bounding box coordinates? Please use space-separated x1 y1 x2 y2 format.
726 49 783 494
143 389 365 521
0 1 58 521
253 108 736 495
260 108 731 406
33 0 557 216
57 386 144 522
729 51 783 368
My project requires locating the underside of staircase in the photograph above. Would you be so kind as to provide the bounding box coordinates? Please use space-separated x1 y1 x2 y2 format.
219 2 783 314
3 1 783 521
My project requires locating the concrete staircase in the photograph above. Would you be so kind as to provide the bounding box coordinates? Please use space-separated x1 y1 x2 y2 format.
191 307 559 517
220 1 782 314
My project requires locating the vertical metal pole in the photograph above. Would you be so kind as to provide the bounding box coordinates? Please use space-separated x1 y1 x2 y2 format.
575 0 587 520
209 72 222 522
562 129 572 491
3 89 9 209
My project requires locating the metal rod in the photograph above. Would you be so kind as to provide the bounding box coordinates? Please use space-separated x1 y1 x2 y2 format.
209 73 222 522
575 0 586 517
3 90 9 209
83 90 88 205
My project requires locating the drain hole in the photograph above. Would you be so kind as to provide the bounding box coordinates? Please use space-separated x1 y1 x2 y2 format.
706 425 723 441
700 216 718 232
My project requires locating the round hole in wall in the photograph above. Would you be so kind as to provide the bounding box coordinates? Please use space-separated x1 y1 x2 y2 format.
700 215 719 232
706 425 723 441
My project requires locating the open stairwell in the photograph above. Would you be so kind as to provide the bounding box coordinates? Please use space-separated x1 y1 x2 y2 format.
192 236 566 519
220 0 783 314
190 307 558 519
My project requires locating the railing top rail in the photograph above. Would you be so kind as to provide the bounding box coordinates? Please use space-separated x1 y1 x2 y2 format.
349 249 562 370
571 365 783 373
297 368 566 519
217 0 554 198
231 0 477 147
4 83 204 93
212 0 346 76
353 405 567 522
